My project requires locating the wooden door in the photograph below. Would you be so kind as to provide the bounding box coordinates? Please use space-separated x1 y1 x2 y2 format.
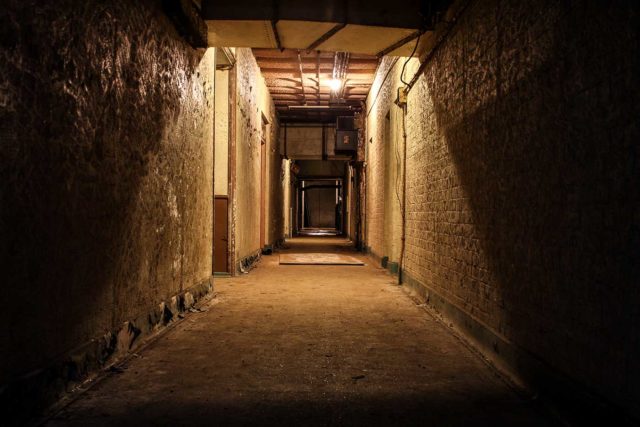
214 196 229 273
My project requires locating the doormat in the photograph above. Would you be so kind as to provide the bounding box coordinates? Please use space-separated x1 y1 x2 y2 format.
279 253 365 265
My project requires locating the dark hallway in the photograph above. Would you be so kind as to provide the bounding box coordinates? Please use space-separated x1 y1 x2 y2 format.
45 238 556 427
1 0 639 425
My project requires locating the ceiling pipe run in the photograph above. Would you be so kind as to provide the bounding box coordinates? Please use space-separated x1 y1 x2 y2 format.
288 105 353 111
331 52 350 102
296 50 307 105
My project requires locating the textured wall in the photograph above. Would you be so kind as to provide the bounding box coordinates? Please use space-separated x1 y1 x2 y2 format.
367 0 639 415
297 160 346 178
282 127 324 159
0 0 214 385
365 65 388 256
366 58 418 262
263 78 283 248
214 69 229 196
282 159 292 237
232 48 279 263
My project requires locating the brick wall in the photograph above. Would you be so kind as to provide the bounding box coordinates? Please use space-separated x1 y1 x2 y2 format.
367 0 639 415
366 57 420 263
364 60 392 256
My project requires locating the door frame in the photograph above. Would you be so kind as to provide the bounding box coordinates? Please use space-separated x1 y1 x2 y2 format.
213 195 230 273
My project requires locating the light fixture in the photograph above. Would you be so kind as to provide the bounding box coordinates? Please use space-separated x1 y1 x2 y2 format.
327 78 342 91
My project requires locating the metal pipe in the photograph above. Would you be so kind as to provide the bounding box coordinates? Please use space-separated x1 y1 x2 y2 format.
316 51 321 105
288 105 352 110
296 50 307 104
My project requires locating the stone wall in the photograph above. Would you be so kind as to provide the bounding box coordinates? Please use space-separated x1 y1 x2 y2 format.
0 0 215 416
232 48 279 267
367 0 639 417
214 68 230 196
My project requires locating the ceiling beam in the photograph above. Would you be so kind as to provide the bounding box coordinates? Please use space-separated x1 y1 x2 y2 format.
260 68 375 75
202 1 452 30
375 29 424 57
255 57 377 65
270 20 283 51
305 23 346 51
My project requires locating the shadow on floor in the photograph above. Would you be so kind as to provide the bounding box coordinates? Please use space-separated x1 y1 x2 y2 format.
47 391 559 427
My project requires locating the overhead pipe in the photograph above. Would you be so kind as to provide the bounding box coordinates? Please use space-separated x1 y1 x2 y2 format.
288 105 353 111
296 50 307 105
331 51 350 103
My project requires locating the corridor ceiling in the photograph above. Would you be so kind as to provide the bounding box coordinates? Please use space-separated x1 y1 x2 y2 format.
201 0 452 122
202 0 451 54
252 49 378 122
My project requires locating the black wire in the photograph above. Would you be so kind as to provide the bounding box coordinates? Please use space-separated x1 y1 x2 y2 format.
400 32 421 86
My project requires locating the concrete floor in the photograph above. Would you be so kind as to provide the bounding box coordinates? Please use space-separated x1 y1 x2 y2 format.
45 237 560 426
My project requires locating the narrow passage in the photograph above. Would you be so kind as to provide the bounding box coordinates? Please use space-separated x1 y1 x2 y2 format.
46 238 558 426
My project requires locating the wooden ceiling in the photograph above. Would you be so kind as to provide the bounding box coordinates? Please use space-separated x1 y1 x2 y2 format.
253 48 379 123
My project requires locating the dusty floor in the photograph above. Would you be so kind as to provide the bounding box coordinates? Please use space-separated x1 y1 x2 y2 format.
45 237 560 426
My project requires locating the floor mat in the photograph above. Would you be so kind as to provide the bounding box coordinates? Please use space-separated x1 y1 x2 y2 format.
279 253 365 265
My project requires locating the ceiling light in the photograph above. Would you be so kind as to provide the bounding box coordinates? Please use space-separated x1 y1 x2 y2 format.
327 78 342 91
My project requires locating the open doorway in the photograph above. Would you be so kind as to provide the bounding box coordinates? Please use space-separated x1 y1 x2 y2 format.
298 178 343 236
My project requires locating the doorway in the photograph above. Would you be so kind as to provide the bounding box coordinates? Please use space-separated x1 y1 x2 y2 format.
213 196 229 272
298 178 343 235
213 53 233 274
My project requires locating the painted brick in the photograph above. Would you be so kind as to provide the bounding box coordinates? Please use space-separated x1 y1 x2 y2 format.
366 0 639 415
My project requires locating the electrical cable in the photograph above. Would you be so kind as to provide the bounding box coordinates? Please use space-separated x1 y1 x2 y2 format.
400 32 421 86
406 0 475 91
394 106 403 218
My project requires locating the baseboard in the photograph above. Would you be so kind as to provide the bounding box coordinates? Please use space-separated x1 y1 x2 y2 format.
365 247 400 276
237 249 261 274
401 271 638 425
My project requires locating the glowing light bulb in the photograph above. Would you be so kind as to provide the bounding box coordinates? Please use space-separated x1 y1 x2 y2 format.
327 78 342 91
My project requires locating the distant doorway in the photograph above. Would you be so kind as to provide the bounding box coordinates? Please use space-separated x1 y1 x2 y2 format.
298 178 343 235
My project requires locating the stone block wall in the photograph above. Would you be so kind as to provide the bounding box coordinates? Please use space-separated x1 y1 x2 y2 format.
0 0 215 413
367 0 639 416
